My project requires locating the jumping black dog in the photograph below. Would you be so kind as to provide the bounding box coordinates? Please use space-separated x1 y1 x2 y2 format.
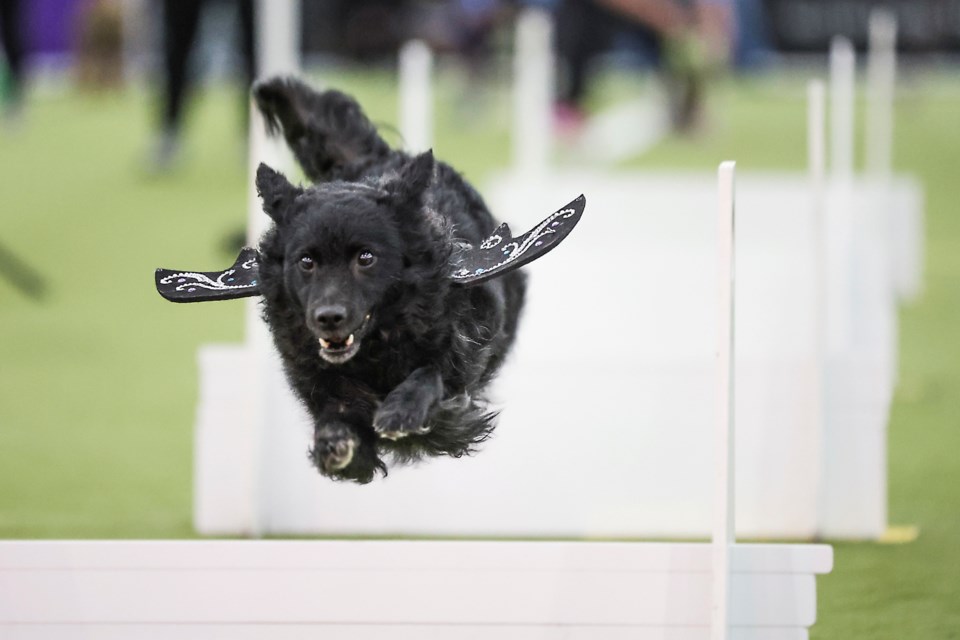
157 77 583 483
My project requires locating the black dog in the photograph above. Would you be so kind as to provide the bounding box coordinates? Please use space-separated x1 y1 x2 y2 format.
156 78 582 483
250 77 536 483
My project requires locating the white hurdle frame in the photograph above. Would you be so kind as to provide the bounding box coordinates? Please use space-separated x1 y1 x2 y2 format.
0 164 833 638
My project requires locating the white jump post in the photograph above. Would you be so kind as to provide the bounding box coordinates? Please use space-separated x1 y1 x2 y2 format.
399 40 433 153
807 79 828 537
247 0 301 536
248 0 301 244
829 36 855 184
809 81 827 224
711 161 736 640
827 36 856 351
513 8 554 177
866 9 897 177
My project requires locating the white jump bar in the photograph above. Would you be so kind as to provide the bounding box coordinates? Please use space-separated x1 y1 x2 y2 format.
1 540 830 632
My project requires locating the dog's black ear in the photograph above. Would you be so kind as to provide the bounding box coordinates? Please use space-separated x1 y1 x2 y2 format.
401 150 434 193
256 163 302 224
389 150 434 209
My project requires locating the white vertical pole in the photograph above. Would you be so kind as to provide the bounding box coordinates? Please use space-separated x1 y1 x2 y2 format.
828 37 856 353
255 0 300 78
866 9 897 177
711 161 736 640
246 0 301 537
809 81 827 203
513 8 554 177
808 80 828 537
248 0 301 244
829 37 856 184
399 40 434 153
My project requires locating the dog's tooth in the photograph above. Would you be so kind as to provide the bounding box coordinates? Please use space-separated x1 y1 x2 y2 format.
318 338 331 349
346 334 355 347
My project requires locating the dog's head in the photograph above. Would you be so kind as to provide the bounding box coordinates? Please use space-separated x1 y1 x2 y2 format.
256 152 439 364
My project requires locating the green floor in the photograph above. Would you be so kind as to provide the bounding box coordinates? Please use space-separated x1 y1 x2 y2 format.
1 70 958 637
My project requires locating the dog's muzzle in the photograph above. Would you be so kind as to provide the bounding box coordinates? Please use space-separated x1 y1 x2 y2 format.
313 313 372 364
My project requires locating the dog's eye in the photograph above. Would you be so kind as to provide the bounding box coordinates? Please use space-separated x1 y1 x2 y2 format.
299 255 315 271
357 250 376 268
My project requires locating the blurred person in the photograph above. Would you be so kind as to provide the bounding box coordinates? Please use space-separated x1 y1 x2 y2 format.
407 0 511 123
0 0 25 122
338 0 409 61
451 0 509 75
554 0 732 134
448 0 511 116
150 0 255 171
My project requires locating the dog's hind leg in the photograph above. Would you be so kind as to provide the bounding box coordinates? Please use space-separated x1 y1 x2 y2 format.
381 393 497 464
252 77 391 183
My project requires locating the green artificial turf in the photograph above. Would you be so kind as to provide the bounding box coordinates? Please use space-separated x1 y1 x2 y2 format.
0 69 958 636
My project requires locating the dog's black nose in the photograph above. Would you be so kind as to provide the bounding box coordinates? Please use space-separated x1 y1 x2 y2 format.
313 305 348 330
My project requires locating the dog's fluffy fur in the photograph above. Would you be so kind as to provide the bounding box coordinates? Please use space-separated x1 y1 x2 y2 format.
252 77 526 483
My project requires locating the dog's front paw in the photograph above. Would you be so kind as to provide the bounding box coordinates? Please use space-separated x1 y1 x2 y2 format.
310 423 358 473
309 423 383 483
373 398 431 441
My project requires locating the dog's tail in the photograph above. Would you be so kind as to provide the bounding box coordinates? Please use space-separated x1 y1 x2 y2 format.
252 76 391 183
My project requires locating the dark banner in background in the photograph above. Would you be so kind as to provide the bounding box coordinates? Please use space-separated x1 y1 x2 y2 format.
766 0 960 52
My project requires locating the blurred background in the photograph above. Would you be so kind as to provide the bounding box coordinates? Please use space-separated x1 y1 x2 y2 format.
1 0 959 637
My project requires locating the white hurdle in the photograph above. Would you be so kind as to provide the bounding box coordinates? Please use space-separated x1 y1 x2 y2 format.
0 163 832 640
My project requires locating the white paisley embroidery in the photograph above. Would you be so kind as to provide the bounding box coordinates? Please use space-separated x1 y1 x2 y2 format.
480 234 502 250
451 207 575 280
159 267 258 293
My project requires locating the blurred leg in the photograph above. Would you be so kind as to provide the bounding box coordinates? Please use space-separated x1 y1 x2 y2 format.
555 0 617 108
237 0 256 84
236 0 256 130
594 0 689 37
161 0 204 134
0 0 25 105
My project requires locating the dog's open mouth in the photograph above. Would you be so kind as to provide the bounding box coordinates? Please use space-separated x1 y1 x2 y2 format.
316 314 371 364
318 334 359 363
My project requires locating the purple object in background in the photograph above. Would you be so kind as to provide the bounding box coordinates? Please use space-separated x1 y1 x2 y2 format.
26 0 86 56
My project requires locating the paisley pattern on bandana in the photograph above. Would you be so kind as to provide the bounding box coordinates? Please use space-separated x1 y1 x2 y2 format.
155 247 261 303
450 194 585 285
